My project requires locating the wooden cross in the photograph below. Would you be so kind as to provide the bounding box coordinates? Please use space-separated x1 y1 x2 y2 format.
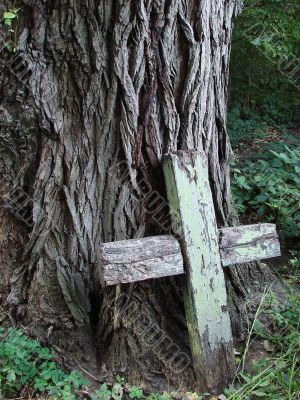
96 151 281 393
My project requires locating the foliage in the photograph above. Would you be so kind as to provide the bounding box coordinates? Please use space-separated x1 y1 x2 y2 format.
0 332 180 400
229 2 300 241
2 8 20 51
92 377 178 400
93 383 112 400
0 328 87 399
129 386 144 399
232 141 300 239
276 250 300 285
225 292 300 399
3 9 19 27
227 107 268 148
229 0 300 125
287 250 300 283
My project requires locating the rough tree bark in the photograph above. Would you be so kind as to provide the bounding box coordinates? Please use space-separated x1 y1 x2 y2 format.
0 0 271 392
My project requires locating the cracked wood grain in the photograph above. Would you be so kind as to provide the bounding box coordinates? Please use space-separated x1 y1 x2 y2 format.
98 235 183 286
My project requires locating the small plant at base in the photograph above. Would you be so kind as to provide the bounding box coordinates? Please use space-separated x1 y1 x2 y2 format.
93 376 144 400
115 375 125 385
129 386 143 399
93 383 112 400
111 382 123 400
0 327 87 399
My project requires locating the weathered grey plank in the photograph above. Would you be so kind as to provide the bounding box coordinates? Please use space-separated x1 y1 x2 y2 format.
98 235 183 286
97 223 280 286
220 223 277 248
163 150 235 393
220 223 281 267
100 254 183 286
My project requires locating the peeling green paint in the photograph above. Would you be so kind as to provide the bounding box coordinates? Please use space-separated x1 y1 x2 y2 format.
163 151 235 392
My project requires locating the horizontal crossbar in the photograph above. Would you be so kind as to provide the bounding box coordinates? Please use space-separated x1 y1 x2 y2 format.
97 223 280 287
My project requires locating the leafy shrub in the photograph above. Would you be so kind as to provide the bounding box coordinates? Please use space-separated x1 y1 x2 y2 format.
0 334 178 400
227 107 268 148
232 142 300 239
229 0 300 126
0 328 87 399
260 96 296 126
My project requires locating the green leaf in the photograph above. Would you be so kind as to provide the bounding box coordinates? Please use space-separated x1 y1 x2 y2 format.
272 158 284 168
111 383 123 400
129 387 143 399
3 11 17 19
255 193 268 203
4 19 12 26
258 379 271 387
7 370 16 383
96 382 111 399
115 375 125 384
252 390 268 397
251 37 262 46
270 150 291 164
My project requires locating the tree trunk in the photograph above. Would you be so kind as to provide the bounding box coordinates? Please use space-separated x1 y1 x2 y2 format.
0 0 270 392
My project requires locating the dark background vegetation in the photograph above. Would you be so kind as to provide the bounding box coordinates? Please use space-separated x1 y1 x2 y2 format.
228 0 300 247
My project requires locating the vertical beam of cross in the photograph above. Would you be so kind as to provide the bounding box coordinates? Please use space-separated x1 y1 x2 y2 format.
163 151 235 393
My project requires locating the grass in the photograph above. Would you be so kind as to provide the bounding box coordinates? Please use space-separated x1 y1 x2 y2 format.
225 284 300 400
